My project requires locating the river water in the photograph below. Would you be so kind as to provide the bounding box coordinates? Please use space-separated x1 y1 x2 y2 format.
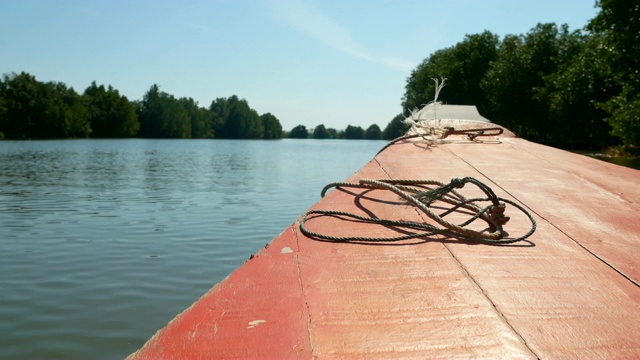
573 150 640 170
0 139 385 359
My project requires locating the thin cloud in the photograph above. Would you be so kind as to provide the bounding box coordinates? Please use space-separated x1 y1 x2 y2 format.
268 0 413 72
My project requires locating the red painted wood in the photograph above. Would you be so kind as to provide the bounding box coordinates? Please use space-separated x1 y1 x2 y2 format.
375 134 640 358
128 228 312 359
296 161 535 358
129 129 640 359
446 137 640 285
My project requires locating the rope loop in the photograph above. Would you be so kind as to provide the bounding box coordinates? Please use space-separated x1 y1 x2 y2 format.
299 177 536 245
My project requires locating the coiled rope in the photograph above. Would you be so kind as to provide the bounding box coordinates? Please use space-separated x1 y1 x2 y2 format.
299 177 536 245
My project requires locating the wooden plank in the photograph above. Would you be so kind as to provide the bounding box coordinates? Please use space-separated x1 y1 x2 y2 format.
504 137 640 206
446 137 640 285
295 160 535 358
374 135 640 358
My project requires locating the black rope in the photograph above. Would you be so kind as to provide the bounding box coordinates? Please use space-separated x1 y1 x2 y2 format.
299 177 536 245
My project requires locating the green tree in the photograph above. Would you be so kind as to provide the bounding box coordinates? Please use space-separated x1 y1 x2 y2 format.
588 0 640 85
0 74 285 141
344 125 365 139
0 72 42 138
0 72 90 139
403 31 499 116
288 124 308 138
483 23 576 142
83 81 139 138
542 33 615 148
210 95 264 139
327 128 341 139
260 112 282 139
364 124 382 140
138 84 191 138
481 34 528 135
312 124 330 139
382 114 408 140
53 82 91 138
588 0 640 146
179 97 214 138
326 127 339 139
403 47 455 113
209 97 230 136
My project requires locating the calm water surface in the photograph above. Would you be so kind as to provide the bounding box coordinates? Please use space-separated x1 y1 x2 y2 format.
574 151 640 170
0 139 385 359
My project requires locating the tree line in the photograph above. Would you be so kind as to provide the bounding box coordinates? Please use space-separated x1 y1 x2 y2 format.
400 0 639 150
285 121 403 140
0 71 399 141
0 70 402 141
4 1 633 148
0 72 283 140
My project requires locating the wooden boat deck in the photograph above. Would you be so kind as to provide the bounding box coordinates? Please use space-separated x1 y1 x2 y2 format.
128 126 640 359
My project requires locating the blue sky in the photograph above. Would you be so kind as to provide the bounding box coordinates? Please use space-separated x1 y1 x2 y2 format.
1 0 599 131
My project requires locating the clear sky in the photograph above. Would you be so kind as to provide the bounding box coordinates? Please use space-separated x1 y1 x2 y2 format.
1 0 599 131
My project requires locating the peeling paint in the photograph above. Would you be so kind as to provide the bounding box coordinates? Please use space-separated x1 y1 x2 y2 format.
248 320 266 329
281 247 293 254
